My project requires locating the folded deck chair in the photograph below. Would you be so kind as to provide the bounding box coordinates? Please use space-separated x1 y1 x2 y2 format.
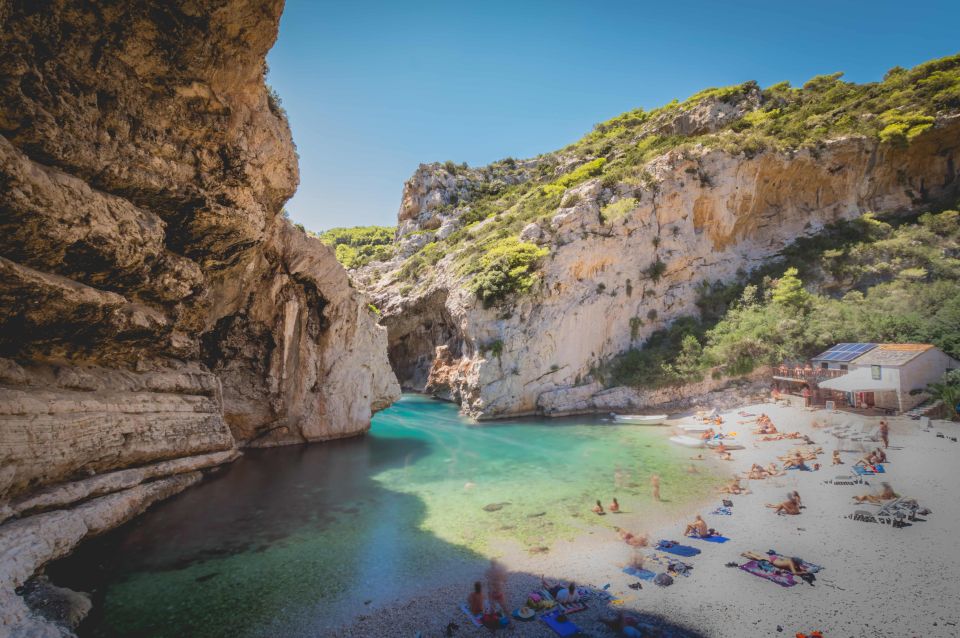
849 509 878 523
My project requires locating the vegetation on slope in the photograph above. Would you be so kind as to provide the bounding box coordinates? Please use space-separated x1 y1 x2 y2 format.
387 52 960 304
317 226 396 269
604 208 960 389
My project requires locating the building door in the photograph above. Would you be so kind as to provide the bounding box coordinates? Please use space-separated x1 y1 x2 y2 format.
863 392 875 407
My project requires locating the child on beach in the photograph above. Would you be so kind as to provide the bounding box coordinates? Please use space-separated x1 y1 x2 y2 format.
832 450 843 465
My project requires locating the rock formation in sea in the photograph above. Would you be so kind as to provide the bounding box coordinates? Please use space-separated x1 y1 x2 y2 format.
352 65 960 420
0 2 399 634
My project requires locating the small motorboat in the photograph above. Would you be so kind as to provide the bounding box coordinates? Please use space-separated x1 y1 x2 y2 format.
669 435 706 448
612 414 668 425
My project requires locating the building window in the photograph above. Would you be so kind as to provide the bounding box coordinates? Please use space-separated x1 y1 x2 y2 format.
840 364 848 371
821 362 828 369
871 365 881 380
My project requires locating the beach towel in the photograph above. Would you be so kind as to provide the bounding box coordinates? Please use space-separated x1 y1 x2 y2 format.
540 608 580 637
622 566 656 581
690 533 729 543
739 560 796 587
559 601 587 614
852 464 885 475
656 540 701 557
710 506 733 516
460 604 483 627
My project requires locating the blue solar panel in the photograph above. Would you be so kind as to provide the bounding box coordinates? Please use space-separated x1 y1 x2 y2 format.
814 343 878 362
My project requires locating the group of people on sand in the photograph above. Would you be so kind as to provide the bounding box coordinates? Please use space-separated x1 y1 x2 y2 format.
466 560 509 626
593 498 620 515
744 462 785 480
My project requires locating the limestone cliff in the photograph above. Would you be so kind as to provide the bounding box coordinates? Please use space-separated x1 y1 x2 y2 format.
355 66 960 420
0 1 398 634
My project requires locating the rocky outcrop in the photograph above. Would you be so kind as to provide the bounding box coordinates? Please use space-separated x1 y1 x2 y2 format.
362 111 960 419
0 2 399 634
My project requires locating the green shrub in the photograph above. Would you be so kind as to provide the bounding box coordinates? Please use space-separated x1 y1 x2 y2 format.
600 197 638 223
466 238 549 307
319 225 396 269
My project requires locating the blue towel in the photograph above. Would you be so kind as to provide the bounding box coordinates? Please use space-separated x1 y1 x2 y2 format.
656 540 701 557
622 566 656 580
541 609 580 637
710 506 733 516
691 534 729 543
852 464 885 475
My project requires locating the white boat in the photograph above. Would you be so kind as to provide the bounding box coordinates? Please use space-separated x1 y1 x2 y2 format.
612 414 668 425
705 439 745 451
669 435 706 448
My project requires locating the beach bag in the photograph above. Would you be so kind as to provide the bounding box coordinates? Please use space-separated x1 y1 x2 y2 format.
653 572 674 587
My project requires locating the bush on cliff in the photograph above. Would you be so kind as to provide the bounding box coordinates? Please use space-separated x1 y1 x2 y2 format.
318 225 396 269
465 238 548 307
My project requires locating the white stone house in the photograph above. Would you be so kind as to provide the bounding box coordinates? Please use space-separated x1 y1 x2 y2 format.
817 343 960 412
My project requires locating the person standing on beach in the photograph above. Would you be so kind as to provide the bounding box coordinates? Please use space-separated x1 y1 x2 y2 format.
485 560 508 614
651 474 661 502
879 420 889 448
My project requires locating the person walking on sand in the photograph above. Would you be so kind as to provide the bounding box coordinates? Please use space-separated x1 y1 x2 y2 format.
650 474 661 502
879 420 889 449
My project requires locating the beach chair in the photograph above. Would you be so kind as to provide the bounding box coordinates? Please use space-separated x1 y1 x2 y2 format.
850 509 878 523
849 424 880 443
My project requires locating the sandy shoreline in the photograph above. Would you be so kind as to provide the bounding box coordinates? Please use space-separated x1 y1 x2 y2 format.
324 401 960 638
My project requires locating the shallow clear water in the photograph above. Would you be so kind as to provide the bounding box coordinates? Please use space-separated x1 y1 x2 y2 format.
55 394 721 637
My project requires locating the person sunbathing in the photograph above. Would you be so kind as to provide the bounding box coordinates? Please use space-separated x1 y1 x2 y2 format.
741 551 808 575
789 490 803 508
873 447 887 463
853 482 898 504
689 454 704 461
683 514 710 537
592 499 605 515
855 450 883 467
765 462 785 477
719 477 748 495
609 497 620 513
541 577 579 603
616 528 649 547
745 464 768 480
718 451 733 461
832 450 843 465
753 420 779 434
783 452 809 470
766 493 801 515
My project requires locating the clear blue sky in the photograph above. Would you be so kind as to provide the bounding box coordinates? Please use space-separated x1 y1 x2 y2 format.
266 0 960 231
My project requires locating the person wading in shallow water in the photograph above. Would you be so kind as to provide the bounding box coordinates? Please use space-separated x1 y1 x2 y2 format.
651 474 661 502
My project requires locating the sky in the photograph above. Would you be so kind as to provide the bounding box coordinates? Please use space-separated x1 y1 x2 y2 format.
266 0 960 232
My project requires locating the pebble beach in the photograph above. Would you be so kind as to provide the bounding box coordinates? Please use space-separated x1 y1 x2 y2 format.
329 402 960 638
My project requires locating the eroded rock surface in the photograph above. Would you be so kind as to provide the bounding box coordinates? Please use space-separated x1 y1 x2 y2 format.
0 2 399 634
360 111 960 419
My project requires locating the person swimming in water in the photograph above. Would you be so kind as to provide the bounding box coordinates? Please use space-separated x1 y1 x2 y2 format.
608 497 620 513
592 499 605 515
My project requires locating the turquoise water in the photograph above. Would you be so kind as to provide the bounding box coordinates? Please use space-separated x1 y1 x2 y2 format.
56 394 720 637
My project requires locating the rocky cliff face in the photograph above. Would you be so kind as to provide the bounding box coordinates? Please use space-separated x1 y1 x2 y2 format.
359 100 960 419
0 1 398 634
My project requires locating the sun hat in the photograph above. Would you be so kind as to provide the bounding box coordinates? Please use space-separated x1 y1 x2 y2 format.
516 606 535 620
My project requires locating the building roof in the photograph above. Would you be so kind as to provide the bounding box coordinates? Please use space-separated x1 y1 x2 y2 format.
813 342 878 362
850 343 934 367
